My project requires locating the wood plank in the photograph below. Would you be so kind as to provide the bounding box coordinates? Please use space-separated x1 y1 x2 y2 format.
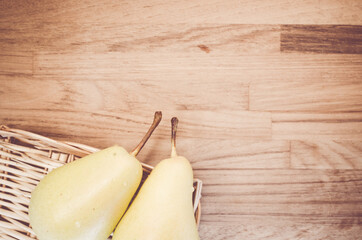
281 25 362 54
199 221 362 240
1 0 361 25
0 23 280 54
196 169 362 223
33 53 362 82
201 213 362 225
272 113 362 140
291 141 362 169
0 109 272 144
250 79 362 112
0 78 248 111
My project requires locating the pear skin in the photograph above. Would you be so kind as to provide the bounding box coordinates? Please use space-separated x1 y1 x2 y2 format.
113 117 200 240
28 111 162 240
29 146 142 240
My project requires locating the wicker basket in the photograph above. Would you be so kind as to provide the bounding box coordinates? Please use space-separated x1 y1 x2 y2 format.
0 125 202 240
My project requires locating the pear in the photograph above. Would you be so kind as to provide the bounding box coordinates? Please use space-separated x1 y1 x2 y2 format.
28 111 162 240
113 117 200 240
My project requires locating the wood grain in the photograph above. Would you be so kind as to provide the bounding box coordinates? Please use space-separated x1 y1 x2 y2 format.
1 0 362 239
291 141 362 169
281 25 362 54
138 139 291 169
0 51 33 76
32 53 362 82
0 108 272 141
196 169 362 222
0 78 249 111
272 113 362 140
250 79 362 112
0 23 280 54
199 222 362 240
1 0 361 24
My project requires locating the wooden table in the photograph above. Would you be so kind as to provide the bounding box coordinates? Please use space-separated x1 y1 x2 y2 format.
1 1 361 239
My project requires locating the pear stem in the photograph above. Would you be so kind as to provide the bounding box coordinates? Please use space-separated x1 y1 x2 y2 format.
171 117 178 158
130 111 162 157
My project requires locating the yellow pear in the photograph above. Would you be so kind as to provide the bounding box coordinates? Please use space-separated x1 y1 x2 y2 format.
29 112 162 240
113 117 200 240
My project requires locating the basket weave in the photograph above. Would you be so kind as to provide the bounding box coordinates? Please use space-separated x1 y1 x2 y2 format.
0 125 202 240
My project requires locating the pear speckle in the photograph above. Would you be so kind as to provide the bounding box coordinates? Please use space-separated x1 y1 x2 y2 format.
123 182 128 187
75 221 81 228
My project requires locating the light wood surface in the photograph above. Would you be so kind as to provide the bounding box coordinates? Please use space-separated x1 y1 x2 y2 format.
1 0 361 239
